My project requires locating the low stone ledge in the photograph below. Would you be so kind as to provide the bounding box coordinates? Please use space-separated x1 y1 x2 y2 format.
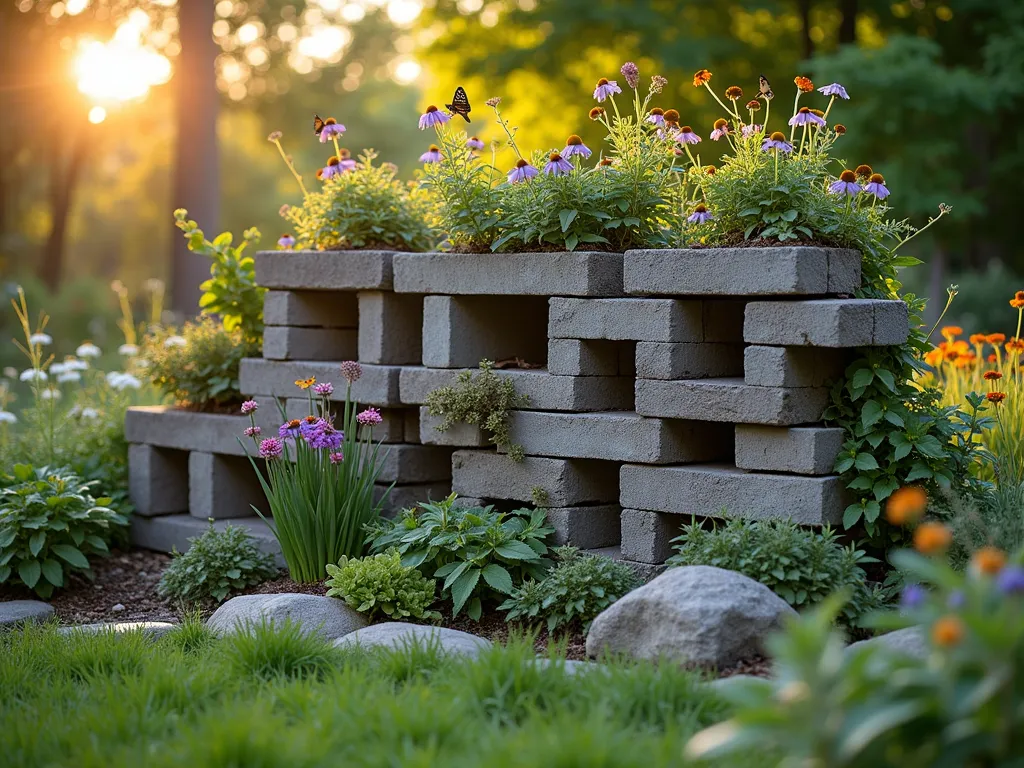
254 250 394 290
744 299 910 347
635 341 744 380
734 425 845 476
125 407 249 456
131 514 284 565
422 295 548 368
240 358 402 407
452 451 619 506
392 251 623 296
418 407 489 447
635 378 829 426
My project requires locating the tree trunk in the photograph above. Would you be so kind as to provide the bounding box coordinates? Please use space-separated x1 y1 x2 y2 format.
838 0 858 45
170 0 220 314
927 245 947 341
797 0 814 59
39 129 88 292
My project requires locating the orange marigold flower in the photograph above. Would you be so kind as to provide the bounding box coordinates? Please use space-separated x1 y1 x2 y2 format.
987 333 1006 345
953 351 977 369
693 69 712 87
725 85 743 100
984 371 1003 381
932 616 965 648
885 486 928 526
971 546 1007 576
941 325 963 342
969 333 987 345
988 353 998 363
1012 297 1024 309
794 76 814 92
834 124 847 135
1007 338 1024 354
987 391 1006 404
924 348 944 367
914 522 952 555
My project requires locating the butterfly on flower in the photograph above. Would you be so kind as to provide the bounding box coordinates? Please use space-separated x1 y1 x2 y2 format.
295 377 316 390
313 115 326 135
446 86 471 123
757 75 774 101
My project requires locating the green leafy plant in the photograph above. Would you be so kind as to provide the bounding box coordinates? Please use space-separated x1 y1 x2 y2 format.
157 522 278 605
173 209 264 344
366 494 554 620
325 549 441 621
142 316 257 411
499 546 640 632
424 360 529 461
0 464 127 598
948 474 1024 568
666 516 882 626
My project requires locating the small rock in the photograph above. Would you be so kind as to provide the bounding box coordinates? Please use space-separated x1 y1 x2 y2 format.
0 600 54 628
57 621 176 640
585 565 795 668
109 568 124 576
333 622 491 658
137 571 147 578
207 593 367 641
846 627 927 660
111 603 126 612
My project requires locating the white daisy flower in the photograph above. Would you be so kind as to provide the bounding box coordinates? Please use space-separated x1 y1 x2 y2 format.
0 411 16 424
50 362 67 375
57 371 82 384
76 342 102 358
163 335 187 348
118 343 139 356
40 388 61 400
29 333 53 346
19 369 47 382
66 359 90 372
80 407 100 419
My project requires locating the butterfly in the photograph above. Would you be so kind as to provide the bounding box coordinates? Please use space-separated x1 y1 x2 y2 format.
313 114 326 135
446 86 471 122
758 75 774 101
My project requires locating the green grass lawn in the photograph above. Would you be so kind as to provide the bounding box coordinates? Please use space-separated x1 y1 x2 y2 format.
0 620 742 768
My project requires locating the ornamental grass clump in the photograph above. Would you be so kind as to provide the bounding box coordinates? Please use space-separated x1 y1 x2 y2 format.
241 361 389 583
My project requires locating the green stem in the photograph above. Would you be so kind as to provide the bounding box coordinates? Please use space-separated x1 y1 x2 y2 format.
273 138 308 198
789 91 801 143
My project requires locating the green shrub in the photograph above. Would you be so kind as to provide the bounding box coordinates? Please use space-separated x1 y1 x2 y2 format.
157 522 278 605
499 546 640 632
666 516 882 626
142 317 258 411
366 494 553 620
325 549 441 621
0 464 127 598
948 475 1024 568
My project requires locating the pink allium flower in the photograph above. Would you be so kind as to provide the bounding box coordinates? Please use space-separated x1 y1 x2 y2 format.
241 400 259 415
340 360 362 384
244 426 262 438
418 105 450 130
259 438 283 459
313 382 334 397
650 75 668 94
329 451 345 465
357 407 383 427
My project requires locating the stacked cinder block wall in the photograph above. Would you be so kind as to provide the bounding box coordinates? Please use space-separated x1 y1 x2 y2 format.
127 247 908 569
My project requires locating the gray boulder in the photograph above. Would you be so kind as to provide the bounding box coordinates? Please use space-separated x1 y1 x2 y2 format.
333 622 491 658
586 565 795 667
207 593 367 640
0 600 54 628
846 627 927 660
57 621 177 640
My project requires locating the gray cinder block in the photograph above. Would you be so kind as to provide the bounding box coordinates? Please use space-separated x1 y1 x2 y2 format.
239 359 402 407
254 250 394 290
358 291 423 365
619 464 846 525
619 509 681 564
132 514 283 565
546 505 621 549
189 451 269 520
635 342 744 380
452 451 618 506
373 444 454 484
734 425 845 475
263 290 358 328
635 378 829 425
402 408 420 445
419 407 489 447
422 295 548 368
548 297 703 342
374 482 454 516
702 300 747 343
128 444 189 516
547 338 622 377
743 345 847 388
262 327 358 361
392 251 623 296
624 247 861 296
743 299 909 347
507 410 733 465
126 407 250 457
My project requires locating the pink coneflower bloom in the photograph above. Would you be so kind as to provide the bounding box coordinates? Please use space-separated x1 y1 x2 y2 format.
321 156 344 179
259 438 284 459
741 124 763 138
543 152 573 176
329 451 344 465
646 108 666 127
357 407 383 427
241 400 259 415
789 107 826 128
278 234 296 249
562 134 592 159
762 132 793 152
863 173 890 199
466 136 485 150
313 382 334 397
244 426 262 438
420 144 443 163
593 78 622 102
818 83 849 99
318 118 346 142
418 105 450 130
710 119 729 141
829 169 860 197
676 126 701 145
507 158 539 183
687 204 713 224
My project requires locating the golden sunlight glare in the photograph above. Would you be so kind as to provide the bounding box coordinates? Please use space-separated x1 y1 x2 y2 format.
74 17 172 103
88 106 107 124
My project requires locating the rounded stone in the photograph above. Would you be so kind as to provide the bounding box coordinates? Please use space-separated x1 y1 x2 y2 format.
333 621 491 657
0 600 54 628
56 621 177 640
207 593 368 640
846 626 927 660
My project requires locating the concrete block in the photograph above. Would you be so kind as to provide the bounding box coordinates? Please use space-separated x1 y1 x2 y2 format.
125 407 249 456
239 359 402 406
548 297 703 342
128 444 189 516
452 451 618 506
131 514 283 565
263 327 358 361
619 464 846 525
584 545 667 582
189 452 268 520
507 410 732 464
419 406 489 447
620 509 681 564
735 425 845 476
547 338 621 377
358 291 423 365
254 250 393 290
545 505 621 548
375 482 453 516
393 251 623 296
635 342 744 380
624 247 861 296
702 300 746 343
451 496 486 508
374 444 454 484
263 290 358 328
744 346 847 388
399 366 633 412
635 378 828 425
402 408 420 444
422 295 548 368
744 299 909 347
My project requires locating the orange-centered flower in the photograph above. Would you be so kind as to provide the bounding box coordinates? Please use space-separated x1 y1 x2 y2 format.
834 124 847 134
794 76 814 92
725 85 743 100
714 118 728 130
984 371 1003 381
971 546 1007 575
987 391 1006 404
914 522 952 555
664 109 680 123
693 69 712 87
885 486 928 526
589 107 605 120
746 100 761 111
854 164 873 178
986 333 1006 345
839 169 857 183
941 325 963 342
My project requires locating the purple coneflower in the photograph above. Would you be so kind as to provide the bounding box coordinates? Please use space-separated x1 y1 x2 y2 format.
340 360 362 384
762 132 793 153
241 400 259 415
676 126 701 145
259 438 284 460
741 124 763 138
321 156 345 179
419 144 443 163
646 108 666 127
543 153 573 176
863 173 890 199
562 134 592 159
466 136 485 150
818 82 849 99
507 158 539 184
298 416 323 439
829 169 860 197
279 419 303 439
318 118 346 142
329 451 345 465
997 565 1024 594
789 107 826 128
620 62 640 90
244 426 262 438
307 421 344 450
710 119 729 141
593 78 622 102
357 407 384 427
418 105 450 130
313 382 334 397
687 204 713 224
278 234 295 249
